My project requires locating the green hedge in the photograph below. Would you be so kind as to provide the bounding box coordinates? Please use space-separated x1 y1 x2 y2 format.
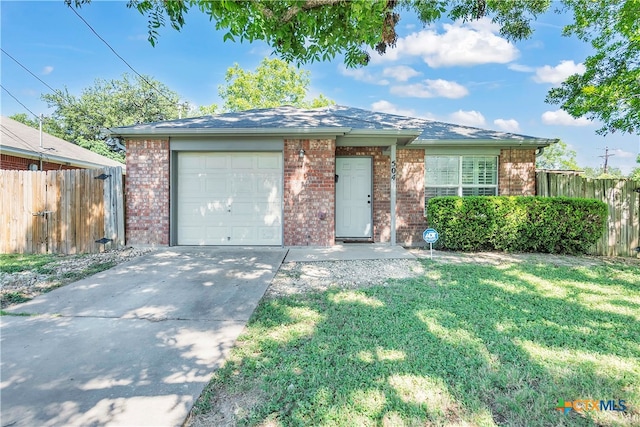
425 196 608 254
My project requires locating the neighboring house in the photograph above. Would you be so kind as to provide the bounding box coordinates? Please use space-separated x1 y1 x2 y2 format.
0 116 124 171
112 105 556 247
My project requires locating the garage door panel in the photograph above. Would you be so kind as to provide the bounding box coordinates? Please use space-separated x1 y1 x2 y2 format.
205 155 228 168
177 152 282 245
258 155 280 169
230 155 254 169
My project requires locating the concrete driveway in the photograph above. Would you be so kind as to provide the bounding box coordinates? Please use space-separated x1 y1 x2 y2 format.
1 247 286 427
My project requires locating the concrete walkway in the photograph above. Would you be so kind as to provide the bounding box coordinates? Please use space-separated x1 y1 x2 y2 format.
285 243 416 262
1 247 286 427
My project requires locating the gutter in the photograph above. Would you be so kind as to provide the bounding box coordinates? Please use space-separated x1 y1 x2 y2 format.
410 138 559 147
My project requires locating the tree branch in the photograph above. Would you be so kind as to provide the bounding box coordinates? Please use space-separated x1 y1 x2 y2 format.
280 0 346 24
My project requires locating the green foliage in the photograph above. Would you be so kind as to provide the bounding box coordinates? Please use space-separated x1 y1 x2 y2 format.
535 139 579 170
631 155 640 181
218 58 334 112
196 103 219 116
426 196 607 254
69 0 549 67
9 113 67 140
582 166 625 179
546 0 640 135
68 0 635 133
41 73 182 162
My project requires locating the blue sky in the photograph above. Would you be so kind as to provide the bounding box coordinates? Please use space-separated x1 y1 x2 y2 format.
2 1 638 173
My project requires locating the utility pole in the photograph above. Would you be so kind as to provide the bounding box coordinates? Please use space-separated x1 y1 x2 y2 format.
599 146 615 174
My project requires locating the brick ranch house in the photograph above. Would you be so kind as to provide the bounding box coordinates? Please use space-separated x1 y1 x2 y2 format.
111 105 557 247
1 116 124 171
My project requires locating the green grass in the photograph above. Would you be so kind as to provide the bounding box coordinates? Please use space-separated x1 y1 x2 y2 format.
0 253 60 273
0 258 117 309
191 259 640 426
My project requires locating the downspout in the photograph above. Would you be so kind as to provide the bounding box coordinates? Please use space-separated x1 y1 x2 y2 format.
390 144 397 246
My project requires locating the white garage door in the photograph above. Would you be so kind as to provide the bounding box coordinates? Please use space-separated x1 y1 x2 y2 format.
177 152 282 245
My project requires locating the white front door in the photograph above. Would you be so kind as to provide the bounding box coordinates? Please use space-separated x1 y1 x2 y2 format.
335 157 372 238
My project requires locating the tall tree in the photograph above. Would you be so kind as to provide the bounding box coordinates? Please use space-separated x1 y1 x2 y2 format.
536 140 580 170
546 0 639 135
9 113 67 141
582 166 624 179
68 0 548 67
41 73 182 162
68 0 638 135
215 58 334 112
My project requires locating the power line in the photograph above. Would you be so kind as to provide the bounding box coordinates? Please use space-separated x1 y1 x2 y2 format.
1 49 59 94
1 123 51 157
67 5 177 106
0 84 38 118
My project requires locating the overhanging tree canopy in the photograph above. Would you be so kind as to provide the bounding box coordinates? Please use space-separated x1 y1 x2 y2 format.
68 0 549 67
67 0 639 135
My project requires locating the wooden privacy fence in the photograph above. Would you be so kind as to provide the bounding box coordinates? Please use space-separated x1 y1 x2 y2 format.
0 167 125 254
536 172 640 257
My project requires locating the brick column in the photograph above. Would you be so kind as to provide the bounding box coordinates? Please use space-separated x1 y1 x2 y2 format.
396 148 428 246
125 139 170 245
499 148 536 196
283 139 335 246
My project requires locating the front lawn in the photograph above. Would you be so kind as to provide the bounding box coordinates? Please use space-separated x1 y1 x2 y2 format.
189 258 639 426
0 253 60 274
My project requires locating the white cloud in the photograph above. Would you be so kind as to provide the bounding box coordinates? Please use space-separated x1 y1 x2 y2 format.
534 60 585 84
541 109 592 126
382 65 421 82
339 66 389 85
372 18 518 67
493 118 521 133
371 100 416 117
449 110 486 127
390 79 468 99
612 149 636 159
508 63 534 73
41 66 53 75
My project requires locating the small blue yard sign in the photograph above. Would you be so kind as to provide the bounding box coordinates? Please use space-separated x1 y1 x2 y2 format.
423 228 439 244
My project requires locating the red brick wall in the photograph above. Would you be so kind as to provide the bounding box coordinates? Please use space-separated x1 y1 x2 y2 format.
284 139 336 246
335 147 390 243
125 139 170 245
396 149 428 246
499 148 536 195
1 154 79 171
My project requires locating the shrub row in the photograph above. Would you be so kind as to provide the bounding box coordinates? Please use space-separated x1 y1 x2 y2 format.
425 196 607 254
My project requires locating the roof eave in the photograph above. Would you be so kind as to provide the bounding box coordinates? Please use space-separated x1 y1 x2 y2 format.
1 146 125 171
110 127 352 138
410 138 558 147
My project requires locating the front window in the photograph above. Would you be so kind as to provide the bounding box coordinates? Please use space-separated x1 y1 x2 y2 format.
425 156 498 201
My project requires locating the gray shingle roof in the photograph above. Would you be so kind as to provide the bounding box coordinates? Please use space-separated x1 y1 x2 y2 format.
1 116 125 169
111 105 556 145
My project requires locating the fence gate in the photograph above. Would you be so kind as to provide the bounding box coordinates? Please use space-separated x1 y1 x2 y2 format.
0 166 124 254
536 172 640 257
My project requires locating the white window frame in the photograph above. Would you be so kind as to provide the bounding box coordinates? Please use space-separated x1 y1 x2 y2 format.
425 155 498 201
